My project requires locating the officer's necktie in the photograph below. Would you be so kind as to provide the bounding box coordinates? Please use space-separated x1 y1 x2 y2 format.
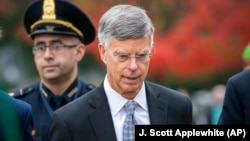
123 100 137 141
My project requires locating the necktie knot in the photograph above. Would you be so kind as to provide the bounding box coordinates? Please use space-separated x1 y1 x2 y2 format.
124 100 137 116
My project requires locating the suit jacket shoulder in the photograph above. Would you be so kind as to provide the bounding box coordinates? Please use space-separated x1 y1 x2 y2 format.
228 70 250 85
50 84 117 141
145 81 190 100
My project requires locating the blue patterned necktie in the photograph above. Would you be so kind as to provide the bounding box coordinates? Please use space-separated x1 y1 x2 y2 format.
123 100 137 141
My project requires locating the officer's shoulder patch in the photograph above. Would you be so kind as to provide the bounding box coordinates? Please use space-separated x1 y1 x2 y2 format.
9 85 36 97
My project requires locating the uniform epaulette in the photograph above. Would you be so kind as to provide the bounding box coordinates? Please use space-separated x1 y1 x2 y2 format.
87 83 95 90
9 86 35 97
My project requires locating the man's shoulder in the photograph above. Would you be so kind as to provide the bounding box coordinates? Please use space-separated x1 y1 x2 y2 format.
85 83 95 90
12 97 32 113
145 81 177 92
0 90 31 114
228 70 250 84
145 81 189 99
9 82 40 98
79 80 96 91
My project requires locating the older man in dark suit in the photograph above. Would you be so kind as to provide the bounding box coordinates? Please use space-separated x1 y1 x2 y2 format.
49 4 192 141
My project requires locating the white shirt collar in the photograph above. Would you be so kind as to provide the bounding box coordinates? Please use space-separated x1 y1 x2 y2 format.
103 75 148 116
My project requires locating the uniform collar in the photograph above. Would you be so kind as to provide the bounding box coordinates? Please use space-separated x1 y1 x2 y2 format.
40 78 79 102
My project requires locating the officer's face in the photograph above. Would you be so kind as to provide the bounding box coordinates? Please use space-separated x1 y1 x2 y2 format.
98 36 151 99
33 34 85 81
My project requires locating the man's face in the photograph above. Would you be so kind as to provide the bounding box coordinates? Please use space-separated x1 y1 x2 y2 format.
33 34 84 82
99 36 151 98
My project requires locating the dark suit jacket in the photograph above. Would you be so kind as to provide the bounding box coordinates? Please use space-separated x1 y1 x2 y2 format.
218 70 250 124
49 81 192 141
0 90 33 141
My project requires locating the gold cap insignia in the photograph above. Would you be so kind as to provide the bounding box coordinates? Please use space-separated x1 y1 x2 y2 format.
42 0 56 20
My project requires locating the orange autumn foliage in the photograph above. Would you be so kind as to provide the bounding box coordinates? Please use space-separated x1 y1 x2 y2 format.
13 0 250 82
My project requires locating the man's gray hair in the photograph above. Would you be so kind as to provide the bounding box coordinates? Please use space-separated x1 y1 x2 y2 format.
98 4 155 50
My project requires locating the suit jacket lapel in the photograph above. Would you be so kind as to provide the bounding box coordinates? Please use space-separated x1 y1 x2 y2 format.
88 84 117 141
145 81 169 124
87 82 169 140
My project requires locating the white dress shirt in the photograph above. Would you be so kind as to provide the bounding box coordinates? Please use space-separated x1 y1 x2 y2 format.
104 75 150 141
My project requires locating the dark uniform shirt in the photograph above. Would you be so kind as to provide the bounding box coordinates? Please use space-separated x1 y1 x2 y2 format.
10 78 95 141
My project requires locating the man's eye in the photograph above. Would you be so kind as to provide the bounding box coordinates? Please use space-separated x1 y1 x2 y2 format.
118 54 129 59
136 53 148 60
36 46 45 51
137 53 147 58
52 42 63 49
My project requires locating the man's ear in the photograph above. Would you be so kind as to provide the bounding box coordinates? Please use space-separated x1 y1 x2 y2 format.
75 44 86 61
98 43 107 64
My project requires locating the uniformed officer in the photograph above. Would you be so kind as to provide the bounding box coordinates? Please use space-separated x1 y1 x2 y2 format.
10 0 96 141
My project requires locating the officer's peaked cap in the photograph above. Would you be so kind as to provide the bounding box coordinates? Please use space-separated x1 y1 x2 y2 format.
24 0 95 45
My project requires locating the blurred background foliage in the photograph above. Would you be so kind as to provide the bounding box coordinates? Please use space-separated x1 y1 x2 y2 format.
0 0 250 94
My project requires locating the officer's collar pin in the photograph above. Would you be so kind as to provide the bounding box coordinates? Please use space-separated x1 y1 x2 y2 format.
67 87 78 98
40 88 48 98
